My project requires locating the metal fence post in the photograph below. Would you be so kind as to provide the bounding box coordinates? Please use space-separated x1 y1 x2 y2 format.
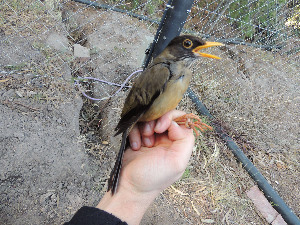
144 0 194 67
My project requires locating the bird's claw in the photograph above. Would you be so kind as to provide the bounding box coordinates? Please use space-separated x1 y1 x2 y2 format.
174 113 213 136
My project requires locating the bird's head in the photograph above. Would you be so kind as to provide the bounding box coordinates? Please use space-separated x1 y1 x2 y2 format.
165 35 224 61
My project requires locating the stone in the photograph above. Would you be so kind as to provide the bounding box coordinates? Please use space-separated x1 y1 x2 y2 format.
74 44 90 58
246 186 278 223
46 32 69 53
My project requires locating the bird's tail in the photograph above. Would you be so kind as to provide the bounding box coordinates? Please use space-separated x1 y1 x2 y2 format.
107 130 128 195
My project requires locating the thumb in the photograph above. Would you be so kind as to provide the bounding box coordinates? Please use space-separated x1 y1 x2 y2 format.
168 121 194 143
166 121 195 174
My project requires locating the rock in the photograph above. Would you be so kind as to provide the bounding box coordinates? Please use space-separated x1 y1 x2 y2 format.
74 44 90 58
2 89 15 99
40 192 53 203
46 32 70 53
201 219 215 224
247 186 279 223
27 91 37 96
15 90 23 98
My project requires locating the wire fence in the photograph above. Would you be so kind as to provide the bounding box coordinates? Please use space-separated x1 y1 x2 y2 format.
0 0 299 224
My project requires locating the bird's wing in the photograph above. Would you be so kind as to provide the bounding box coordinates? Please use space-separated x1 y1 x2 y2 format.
115 62 171 135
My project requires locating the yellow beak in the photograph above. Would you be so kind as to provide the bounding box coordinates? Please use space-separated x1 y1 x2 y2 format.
192 41 224 59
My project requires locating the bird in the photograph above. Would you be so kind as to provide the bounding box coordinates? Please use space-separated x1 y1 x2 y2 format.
108 35 224 194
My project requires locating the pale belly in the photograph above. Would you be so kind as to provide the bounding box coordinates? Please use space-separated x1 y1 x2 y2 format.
139 76 191 122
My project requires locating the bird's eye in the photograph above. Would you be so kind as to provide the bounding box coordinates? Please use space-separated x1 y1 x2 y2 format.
183 39 193 48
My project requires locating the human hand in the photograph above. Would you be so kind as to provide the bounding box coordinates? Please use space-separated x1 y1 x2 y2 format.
97 110 195 225
123 110 195 195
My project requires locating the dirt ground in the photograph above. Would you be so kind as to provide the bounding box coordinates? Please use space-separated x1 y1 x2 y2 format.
0 1 299 225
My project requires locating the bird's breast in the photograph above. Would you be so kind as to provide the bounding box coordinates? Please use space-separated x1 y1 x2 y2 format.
139 72 192 122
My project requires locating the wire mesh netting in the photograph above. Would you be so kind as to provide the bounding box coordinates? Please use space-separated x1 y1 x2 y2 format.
0 0 299 224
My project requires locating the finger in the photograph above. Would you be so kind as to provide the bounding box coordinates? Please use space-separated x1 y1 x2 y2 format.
167 121 195 173
128 124 141 150
140 120 156 137
142 134 155 147
168 121 194 142
154 132 172 147
154 110 186 133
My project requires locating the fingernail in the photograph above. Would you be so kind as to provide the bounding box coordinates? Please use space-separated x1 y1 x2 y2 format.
155 121 161 131
131 141 138 150
143 137 151 146
145 123 151 134
172 121 179 127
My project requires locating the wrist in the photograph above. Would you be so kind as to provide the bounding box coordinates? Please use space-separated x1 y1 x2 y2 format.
97 186 157 225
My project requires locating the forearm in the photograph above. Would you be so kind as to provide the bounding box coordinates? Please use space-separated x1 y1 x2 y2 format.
97 188 157 225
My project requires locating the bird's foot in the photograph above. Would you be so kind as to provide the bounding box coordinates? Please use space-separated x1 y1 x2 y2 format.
174 113 213 136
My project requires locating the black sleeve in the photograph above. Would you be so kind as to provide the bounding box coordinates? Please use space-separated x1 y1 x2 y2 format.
64 206 128 225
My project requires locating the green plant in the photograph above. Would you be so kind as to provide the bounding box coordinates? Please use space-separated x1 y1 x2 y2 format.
181 168 191 179
228 0 287 43
286 4 300 36
4 63 27 70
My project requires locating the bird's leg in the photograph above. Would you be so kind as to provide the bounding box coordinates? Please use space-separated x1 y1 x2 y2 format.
174 113 213 136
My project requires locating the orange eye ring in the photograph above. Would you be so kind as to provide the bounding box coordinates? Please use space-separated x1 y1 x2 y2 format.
183 39 193 48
